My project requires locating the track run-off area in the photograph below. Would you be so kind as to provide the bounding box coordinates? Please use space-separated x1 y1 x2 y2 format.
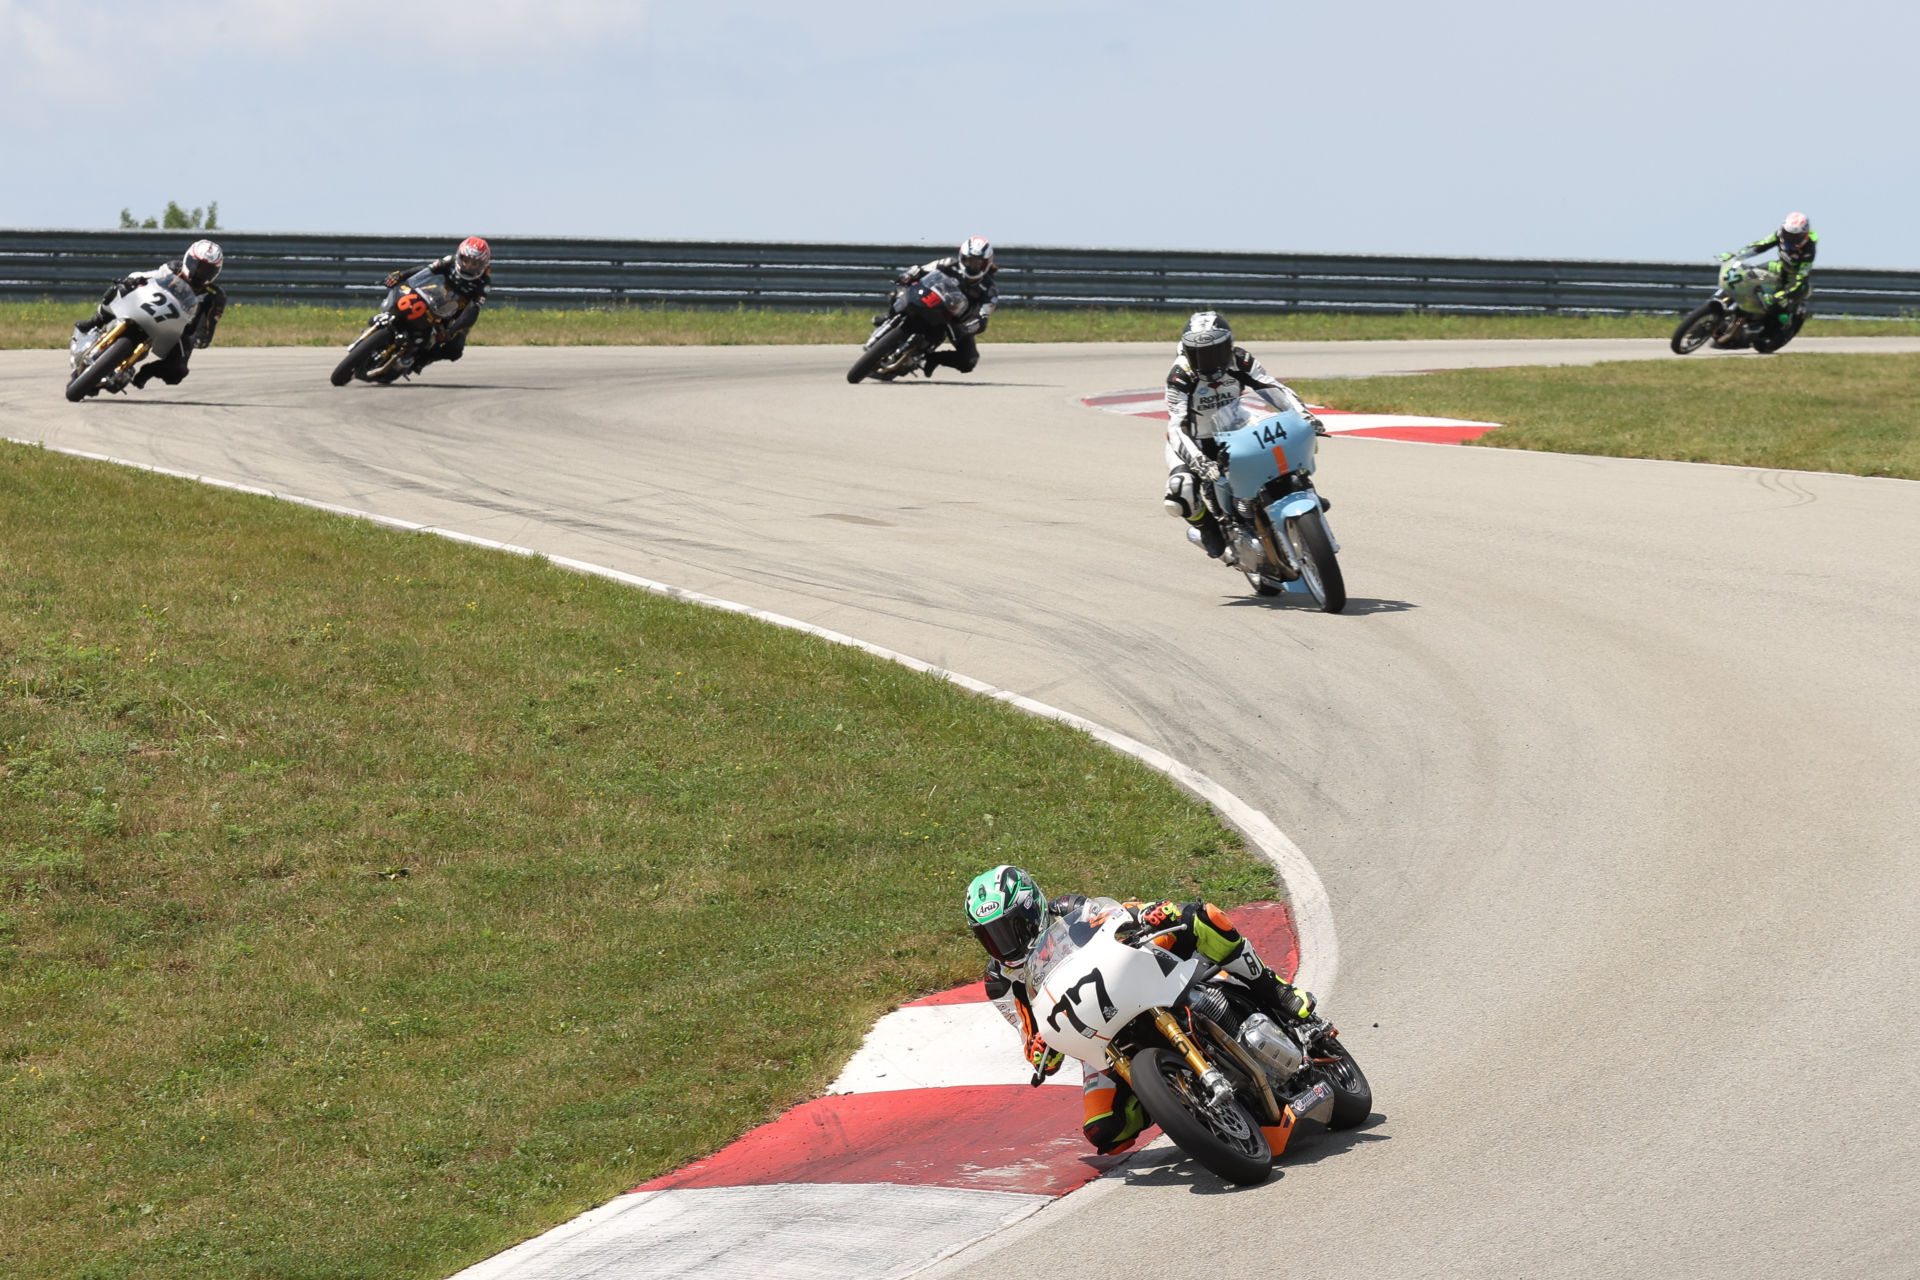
6 335 1920 1279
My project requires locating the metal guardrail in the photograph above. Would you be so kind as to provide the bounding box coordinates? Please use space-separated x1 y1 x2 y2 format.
3 229 1918 318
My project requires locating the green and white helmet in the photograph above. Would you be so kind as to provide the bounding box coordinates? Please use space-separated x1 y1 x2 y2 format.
965 864 1046 967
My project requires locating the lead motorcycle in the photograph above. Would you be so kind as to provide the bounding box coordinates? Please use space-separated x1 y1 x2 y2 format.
1670 253 1808 356
1192 407 1347 611
330 267 468 386
846 268 971 384
65 266 201 402
1029 899 1370 1186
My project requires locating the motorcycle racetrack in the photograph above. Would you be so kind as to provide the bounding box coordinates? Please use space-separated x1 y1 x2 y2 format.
5 336 1919 1279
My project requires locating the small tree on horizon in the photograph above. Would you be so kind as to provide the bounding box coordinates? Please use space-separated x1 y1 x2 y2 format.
119 201 220 231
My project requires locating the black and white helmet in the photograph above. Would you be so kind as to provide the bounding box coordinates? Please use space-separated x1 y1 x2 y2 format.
958 236 994 280
182 239 223 288
1180 310 1233 376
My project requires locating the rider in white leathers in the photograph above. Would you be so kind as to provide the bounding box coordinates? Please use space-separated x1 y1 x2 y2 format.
1162 312 1322 558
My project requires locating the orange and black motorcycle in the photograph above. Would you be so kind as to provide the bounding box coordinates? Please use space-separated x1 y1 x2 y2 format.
330 268 466 386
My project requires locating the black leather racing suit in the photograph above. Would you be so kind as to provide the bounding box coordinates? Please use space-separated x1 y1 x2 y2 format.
382 255 490 367
899 256 998 374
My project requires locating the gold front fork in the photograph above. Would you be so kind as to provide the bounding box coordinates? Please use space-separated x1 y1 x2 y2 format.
1152 1009 1217 1083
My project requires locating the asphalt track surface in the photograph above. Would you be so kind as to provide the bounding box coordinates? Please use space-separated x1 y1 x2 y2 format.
6 336 1920 1279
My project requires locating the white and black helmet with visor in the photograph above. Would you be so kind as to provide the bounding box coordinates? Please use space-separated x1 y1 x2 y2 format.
958 236 994 281
1180 310 1235 376
181 239 223 288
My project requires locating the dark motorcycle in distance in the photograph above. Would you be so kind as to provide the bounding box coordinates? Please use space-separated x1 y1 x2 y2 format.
846 268 971 384
330 268 467 386
1670 254 1808 356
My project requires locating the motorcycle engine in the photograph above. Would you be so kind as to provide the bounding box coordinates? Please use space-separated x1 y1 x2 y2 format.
1227 527 1266 571
1237 1013 1304 1081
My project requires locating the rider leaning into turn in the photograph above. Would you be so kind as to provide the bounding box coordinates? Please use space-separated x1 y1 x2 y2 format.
965 864 1316 1157
1162 311 1323 559
79 239 227 390
893 236 998 377
381 236 493 371
1726 211 1817 324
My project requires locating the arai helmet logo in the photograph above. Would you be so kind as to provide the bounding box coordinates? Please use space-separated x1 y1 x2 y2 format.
971 894 1003 921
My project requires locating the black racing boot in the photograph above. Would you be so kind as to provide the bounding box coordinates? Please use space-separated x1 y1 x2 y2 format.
1194 513 1225 558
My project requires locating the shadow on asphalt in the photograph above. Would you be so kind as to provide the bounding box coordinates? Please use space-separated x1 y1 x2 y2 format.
1221 595 1419 616
859 379 1054 389
1104 1112 1391 1194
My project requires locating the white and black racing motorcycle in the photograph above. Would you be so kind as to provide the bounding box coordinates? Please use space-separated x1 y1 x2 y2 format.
65 267 201 402
1029 899 1370 1185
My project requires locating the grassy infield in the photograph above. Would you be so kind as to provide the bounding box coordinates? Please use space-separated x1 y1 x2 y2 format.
6 303 1915 1278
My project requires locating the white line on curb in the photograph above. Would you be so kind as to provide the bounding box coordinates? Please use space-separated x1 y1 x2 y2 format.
7 437 1340 997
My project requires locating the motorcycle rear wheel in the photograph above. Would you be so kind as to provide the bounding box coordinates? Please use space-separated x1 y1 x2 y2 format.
1129 1047 1272 1186
847 323 905 384
1670 303 1720 355
65 334 138 403
1313 1036 1373 1130
332 329 390 387
1286 513 1347 614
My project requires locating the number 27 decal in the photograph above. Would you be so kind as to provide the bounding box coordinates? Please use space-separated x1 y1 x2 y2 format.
140 293 180 322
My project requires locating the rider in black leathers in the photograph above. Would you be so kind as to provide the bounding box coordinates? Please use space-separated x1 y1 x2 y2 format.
381 236 492 372
892 236 998 377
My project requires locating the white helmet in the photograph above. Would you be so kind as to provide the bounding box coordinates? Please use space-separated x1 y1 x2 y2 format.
1180 310 1233 375
182 239 223 288
958 236 993 280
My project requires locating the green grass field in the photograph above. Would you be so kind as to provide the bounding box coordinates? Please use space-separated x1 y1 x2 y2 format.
1296 352 1920 480
0 443 1272 1280
4 298 1914 350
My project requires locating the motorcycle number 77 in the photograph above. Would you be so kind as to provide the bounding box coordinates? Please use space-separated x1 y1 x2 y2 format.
1048 969 1118 1037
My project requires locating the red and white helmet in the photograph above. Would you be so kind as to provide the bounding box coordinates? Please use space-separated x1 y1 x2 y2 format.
182 239 223 287
1779 212 1811 251
958 236 993 280
454 236 491 282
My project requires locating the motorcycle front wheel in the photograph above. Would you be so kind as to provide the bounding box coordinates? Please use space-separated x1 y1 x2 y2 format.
331 328 391 387
1670 303 1720 355
1128 1047 1272 1186
846 322 905 384
1285 513 1347 614
65 334 138 403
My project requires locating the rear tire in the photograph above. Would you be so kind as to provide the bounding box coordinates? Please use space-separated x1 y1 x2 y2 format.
1287 512 1347 614
1128 1047 1272 1186
1314 1037 1373 1130
847 322 904 384
1670 303 1720 355
65 334 137 403
331 328 391 387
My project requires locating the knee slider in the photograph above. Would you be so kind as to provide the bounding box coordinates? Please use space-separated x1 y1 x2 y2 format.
1164 469 1200 521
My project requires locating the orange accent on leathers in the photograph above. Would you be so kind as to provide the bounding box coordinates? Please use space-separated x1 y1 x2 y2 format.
1203 903 1235 933
1083 1087 1118 1125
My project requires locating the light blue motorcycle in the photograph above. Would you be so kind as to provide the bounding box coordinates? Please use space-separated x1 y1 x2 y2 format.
1192 408 1346 612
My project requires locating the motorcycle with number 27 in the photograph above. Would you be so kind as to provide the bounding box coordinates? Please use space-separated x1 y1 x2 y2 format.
65 266 200 402
1029 899 1371 1186
1670 252 1808 356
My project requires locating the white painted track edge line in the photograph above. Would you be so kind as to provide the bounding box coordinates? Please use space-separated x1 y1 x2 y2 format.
5 437 1338 996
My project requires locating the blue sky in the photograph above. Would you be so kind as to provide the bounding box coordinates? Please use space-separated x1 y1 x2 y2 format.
5 0 1917 267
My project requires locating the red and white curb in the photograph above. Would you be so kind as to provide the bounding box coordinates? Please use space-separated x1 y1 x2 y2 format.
452 905 1300 1280
7 437 1335 1280
1082 388 1500 444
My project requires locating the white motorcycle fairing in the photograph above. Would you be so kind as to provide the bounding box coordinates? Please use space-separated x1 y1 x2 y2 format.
69 264 201 389
1029 911 1202 1066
